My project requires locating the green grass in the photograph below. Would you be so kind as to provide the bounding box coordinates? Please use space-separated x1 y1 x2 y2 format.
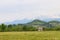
0 31 60 40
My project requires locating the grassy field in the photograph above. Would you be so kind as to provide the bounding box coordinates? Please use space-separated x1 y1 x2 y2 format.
0 31 60 40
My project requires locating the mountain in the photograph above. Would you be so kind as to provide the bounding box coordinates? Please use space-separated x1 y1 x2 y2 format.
3 18 60 29
25 19 49 28
48 20 60 27
4 19 32 24
27 19 46 25
48 20 60 23
41 18 60 22
26 19 60 28
4 18 60 24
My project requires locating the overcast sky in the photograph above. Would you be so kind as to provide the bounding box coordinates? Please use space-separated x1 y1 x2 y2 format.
0 0 60 23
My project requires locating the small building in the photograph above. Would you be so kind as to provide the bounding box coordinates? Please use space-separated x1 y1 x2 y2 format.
37 27 43 31
31 24 44 31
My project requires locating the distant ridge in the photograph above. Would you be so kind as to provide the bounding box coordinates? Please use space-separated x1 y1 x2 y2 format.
27 19 46 25
4 18 60 24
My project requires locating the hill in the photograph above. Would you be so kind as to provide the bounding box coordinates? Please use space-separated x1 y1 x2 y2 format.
27 19 46 24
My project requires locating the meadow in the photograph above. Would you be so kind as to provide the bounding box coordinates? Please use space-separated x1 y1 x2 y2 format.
0 31 60 40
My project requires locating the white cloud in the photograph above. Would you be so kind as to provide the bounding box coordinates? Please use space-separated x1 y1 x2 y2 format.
0 0 60 23
0 0 16 7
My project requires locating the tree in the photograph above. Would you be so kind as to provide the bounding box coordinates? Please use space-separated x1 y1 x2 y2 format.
0 24 7 32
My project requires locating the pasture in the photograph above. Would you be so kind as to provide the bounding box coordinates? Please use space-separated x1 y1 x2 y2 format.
0 31 60 40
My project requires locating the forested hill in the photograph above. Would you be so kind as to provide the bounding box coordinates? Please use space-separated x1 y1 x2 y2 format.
26 19 46 24
26 19 60 27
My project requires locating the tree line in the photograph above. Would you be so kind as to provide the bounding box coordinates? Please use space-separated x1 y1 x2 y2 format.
0 23 60 32
0 24 37 32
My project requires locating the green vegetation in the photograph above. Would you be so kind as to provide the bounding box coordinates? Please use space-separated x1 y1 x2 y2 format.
0 19 60 40
0 31 60 40
0 19 60 31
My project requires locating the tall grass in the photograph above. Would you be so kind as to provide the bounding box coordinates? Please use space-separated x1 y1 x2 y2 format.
0 31 60 40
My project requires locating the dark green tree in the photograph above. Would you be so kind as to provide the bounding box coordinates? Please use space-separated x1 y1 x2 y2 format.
1 24 7 32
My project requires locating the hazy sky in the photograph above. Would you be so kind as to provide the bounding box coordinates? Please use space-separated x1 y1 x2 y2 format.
0 0 60 23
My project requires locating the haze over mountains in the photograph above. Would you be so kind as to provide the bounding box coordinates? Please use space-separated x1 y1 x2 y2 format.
4 18 60 24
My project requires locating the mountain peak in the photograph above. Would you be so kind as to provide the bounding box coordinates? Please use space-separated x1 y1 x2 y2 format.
27 19 46 25
49 20 60 23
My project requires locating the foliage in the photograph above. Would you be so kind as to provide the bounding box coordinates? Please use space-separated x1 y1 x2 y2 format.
0 19 60 31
